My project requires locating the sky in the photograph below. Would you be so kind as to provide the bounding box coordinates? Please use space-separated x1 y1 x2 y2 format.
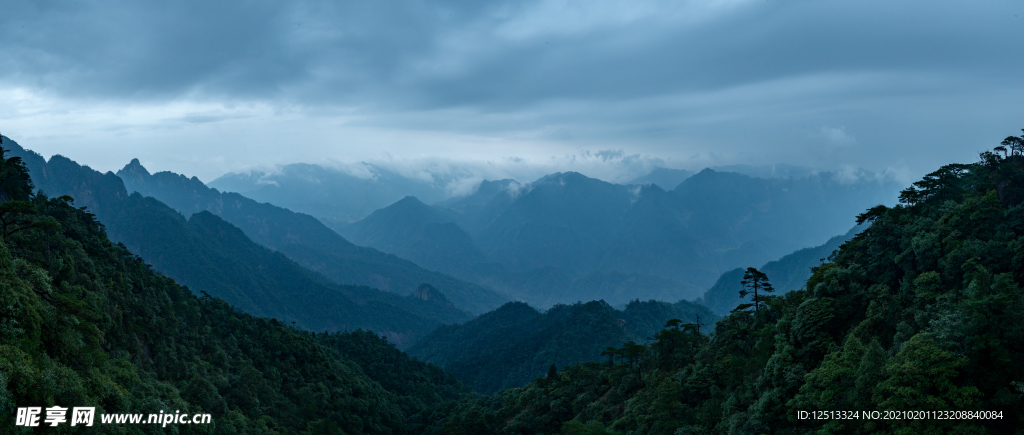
0 0 1022 185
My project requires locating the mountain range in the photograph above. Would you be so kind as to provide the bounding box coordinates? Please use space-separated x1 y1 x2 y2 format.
2 137 505 347
209 162 829 229
3 134 896 328
4 129 1021 434
700 223 865 315
209 162 453 232
115 158 508 315
407 299 717 394
339 169 899 307
0 143 472 432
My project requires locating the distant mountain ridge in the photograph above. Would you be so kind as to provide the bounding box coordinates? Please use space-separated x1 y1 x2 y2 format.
208 163 827 228
708 163 820 179
209 162 452 232
0 142 474 433
116 158 510 315
700 223 866 315
340 196 490 278
407 299 718 394
626 167 693 190
2 136 486 347
341 168 898 307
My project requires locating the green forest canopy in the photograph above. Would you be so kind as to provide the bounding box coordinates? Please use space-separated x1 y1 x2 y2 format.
419 132 1024 434
0 143 470 434
3 128 1024 434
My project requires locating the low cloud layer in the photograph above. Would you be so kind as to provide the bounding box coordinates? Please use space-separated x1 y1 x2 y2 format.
1 0 1021 183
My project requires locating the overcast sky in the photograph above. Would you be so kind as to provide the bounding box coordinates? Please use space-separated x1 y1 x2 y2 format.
1 0 1022 185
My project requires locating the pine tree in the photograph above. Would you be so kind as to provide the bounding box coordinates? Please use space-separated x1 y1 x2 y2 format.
738 267 774 313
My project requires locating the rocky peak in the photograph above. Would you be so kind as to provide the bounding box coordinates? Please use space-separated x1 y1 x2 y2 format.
413 283 454 308
117 158 151 182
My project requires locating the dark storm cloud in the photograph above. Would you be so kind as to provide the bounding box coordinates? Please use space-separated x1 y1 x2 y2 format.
4 1 1019 107
407 1 1022 109
0 0 494 103
1 0 1022 183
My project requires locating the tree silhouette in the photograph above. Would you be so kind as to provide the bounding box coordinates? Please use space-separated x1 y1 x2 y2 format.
621 340 648 377
600 346 619 366
0 146 33 204
1001 129 1024 156
739 267 774 313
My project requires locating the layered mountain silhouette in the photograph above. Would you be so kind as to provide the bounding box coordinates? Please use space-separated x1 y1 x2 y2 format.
342 196 490 278
708 163 820 179
625 167 693 190
209 162 452 232
210 163 821 229
2 137 492 347
340 169 898 307
115 158 509 315
700 223 865 315
407 299 717 394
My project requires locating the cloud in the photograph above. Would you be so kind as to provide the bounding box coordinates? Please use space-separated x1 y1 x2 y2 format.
443 175 485 198
594 149 625 161
505 180 530 199
629 185 642 204
319 161 378 181
819 126 857 148
0 0 1021 185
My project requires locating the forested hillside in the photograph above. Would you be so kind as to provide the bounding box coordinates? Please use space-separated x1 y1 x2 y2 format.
419 135 1024 434
0 144 471 433
116 159 509 315
408 299 717 394
702 224 865 315
2 137 474 346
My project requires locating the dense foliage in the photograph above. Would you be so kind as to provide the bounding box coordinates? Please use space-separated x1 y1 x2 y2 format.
408 299 717 394
0 144 470 434
420 138 1024 434
4 138 477 346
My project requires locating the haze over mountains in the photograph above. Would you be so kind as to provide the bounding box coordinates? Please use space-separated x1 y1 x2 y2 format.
701 224 866 315
5 133 898 329
209 163 454 233
207 160 900 307
339 168 899 307
210 162 861 230
2 137 507 347
5 128 1023 433
115 158 508 316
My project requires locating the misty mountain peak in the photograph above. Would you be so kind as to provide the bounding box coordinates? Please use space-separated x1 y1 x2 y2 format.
119 158 152 179
530 172 616 194
381 196 448 221
396 195 426 206
538 171 586 184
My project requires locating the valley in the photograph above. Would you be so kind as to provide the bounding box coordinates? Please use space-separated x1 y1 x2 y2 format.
2 129 1021 434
